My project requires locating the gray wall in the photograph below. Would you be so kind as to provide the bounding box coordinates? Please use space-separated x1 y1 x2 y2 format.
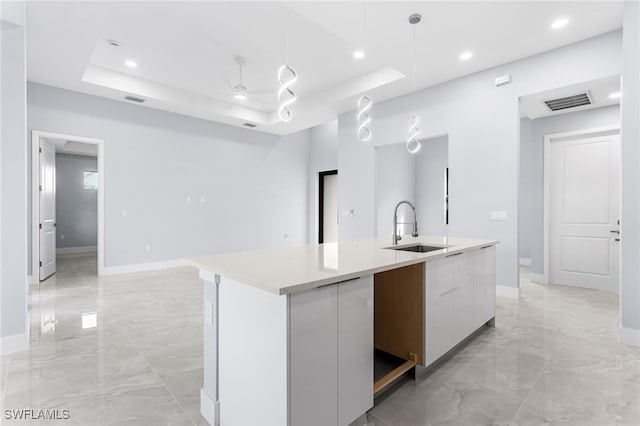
307 120 338 244
519 105 621 274
28 83 310 270
518 118 533 261
56 154 98 249
621 0 640 333
338 31 623 291
375 143 416 239
415 136 449 237
0 0 27 343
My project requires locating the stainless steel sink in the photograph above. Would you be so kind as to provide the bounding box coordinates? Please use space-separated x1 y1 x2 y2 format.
387 244 446 253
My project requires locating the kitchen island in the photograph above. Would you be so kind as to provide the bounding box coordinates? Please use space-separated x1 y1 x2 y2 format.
189 236 497 426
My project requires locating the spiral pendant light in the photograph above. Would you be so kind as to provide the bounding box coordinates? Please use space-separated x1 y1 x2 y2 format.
278 3 297 122
357 95 373 141
407 13 422 154
277 65 297 122
357 1 373 142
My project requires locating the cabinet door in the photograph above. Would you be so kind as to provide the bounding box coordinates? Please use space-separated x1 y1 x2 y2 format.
453 252 475 342
425 257 456 365
338 276 374 426
289 284 338 426
474 246 496 327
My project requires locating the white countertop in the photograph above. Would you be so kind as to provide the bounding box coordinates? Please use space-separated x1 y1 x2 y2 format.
188 236 497 296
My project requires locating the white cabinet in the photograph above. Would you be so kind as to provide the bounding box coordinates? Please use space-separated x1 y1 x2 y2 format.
425 247 495 367
289 284 338 426
338 277 374 426
473 245 496 328
289 276 373 426
453 252 475 342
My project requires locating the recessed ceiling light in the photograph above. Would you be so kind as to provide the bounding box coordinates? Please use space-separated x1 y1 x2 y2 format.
609 92 622 99
551 18 569 29
459 51 473 61
125 60 137 68
353 50 365 60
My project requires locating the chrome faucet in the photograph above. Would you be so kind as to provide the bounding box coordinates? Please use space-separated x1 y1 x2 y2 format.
393 200 419 245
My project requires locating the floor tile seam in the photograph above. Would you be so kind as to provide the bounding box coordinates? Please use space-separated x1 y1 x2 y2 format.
120 325 197 425
508 351 551 423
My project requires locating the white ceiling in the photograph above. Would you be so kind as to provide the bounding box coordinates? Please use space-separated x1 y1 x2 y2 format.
47 138 98 157
26 1 624 135
520 75 621 120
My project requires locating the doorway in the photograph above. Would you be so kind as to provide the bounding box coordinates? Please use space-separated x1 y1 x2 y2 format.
319 170 338 244
31 131 105 282
545 127 621 292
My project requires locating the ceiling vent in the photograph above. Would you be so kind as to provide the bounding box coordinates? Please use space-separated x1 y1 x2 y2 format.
543 91 592 112
124 95 145 103
243 122 257 128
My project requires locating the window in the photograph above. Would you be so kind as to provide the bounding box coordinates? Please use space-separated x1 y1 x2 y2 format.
83 171 98 190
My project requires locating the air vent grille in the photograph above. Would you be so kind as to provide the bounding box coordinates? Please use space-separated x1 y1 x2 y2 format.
124 95 145 103
544 92 592 111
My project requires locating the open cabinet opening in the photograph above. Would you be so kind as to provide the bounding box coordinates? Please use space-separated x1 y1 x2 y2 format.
373 262 425 395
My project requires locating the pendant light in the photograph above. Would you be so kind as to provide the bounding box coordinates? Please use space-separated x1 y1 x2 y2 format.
357 1 372 142
407 13 421 154
278 3 297 122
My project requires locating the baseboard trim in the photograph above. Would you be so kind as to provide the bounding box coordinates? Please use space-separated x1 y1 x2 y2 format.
200 388 219 426
619 327 640 347
101 259 189 276
519 257 531 266
529 273 548 284
496 285 520 299
0 332 28 355
57 246 97 256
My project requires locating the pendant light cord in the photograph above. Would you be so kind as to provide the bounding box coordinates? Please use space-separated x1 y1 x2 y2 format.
284 1 290 64
412 24 416 114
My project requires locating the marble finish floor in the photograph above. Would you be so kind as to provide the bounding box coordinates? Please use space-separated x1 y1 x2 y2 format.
1 257 638 425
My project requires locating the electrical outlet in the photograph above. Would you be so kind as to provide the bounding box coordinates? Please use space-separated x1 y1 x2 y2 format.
122 210 128 217
145 244 151 252
200 196 206 204
186 196 192 204
60 234 65 240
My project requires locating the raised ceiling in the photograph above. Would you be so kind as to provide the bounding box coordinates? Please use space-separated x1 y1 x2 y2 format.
26 1 623 135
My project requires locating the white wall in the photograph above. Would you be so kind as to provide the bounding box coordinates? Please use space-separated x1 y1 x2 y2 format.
307 120 338 244
338 31 623 291
0 0 27 352
415 136 449 237
55 154 98 249
518 118 533 261
519 105 621 274
27 83 310 271
375 143 416 240
620 0 640 337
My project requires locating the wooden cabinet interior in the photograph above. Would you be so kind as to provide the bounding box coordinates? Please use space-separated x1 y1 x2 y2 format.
373 262 425 366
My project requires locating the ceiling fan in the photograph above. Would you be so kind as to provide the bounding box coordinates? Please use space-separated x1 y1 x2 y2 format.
227 56 273 102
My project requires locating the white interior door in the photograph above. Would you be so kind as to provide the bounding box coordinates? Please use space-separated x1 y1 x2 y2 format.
549 134 620 292
322 173 338 243
39 139 56 280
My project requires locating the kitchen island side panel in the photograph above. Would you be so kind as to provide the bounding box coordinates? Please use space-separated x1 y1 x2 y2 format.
219 277 289 426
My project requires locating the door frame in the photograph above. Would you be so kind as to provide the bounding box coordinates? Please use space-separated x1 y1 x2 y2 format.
31 130 105 282
318 170 338 244
542 124 620 285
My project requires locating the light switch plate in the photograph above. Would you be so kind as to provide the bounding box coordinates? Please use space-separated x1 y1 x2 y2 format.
490 211 508 221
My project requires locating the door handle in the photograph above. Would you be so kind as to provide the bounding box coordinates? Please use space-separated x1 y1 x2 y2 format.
615 238 620 242
610 230 620 234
